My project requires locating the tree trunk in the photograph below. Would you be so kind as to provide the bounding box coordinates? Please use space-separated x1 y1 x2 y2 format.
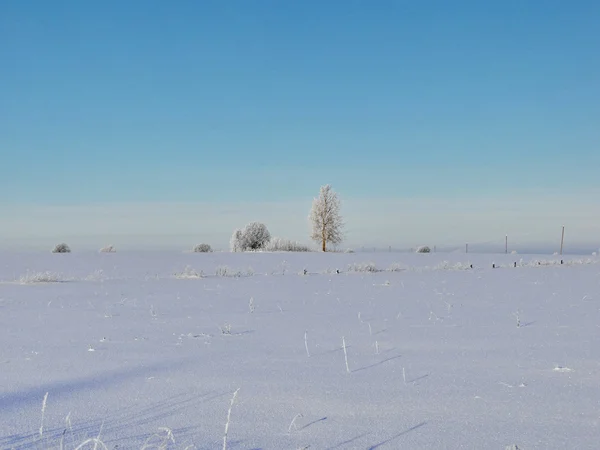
322 239 326 252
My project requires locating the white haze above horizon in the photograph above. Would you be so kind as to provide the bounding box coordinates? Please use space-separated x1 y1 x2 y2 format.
1 190 599 253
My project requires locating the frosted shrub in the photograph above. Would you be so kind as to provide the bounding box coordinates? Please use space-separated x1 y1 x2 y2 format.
242 222 271 250
216 266 231 277
264 238 311 252
99 245 116 253
193 243 212 253
19 271 63 284
174 265 203 279
52 243 71 253
230 222 271 251
416 246 431 253
347 262 378 273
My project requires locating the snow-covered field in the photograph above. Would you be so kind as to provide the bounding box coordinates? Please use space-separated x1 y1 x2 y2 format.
1 251 599 449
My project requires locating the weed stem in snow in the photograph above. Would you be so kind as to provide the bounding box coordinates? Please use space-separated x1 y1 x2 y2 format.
342 336 350 373
39 392 48 437
304 331 310 357
223 388 240 450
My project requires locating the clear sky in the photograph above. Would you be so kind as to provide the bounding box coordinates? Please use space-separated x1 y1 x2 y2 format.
1 0 599 251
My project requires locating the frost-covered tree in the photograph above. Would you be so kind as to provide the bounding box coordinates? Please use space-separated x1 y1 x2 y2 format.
416 246 431 253
309 184 343 252
241 222 271 250
193 243 212 253
230 222 271 252
52 243 71 253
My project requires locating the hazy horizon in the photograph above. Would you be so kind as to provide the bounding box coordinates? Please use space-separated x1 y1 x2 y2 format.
1 189 598 253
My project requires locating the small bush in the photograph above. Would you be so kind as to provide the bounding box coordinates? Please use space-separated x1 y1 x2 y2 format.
416 246 431 253
264 238 311 252
99 245 116 253
52 243 71 253
193 243 213 253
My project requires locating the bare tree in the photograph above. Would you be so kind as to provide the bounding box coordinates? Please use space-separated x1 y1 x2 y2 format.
309 184 344 252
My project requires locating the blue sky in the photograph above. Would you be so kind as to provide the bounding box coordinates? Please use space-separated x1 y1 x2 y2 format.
1 1 599 250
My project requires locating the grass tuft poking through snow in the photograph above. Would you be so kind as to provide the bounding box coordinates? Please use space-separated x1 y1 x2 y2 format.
140 427 175 450
288 413 304 433
73 438 109 450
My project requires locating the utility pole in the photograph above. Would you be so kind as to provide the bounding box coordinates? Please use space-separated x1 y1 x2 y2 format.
505 234 508 254
560 226 565 256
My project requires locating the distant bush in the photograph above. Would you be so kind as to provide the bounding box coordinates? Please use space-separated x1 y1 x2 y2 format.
193 243 213 253
264 238 311 252
99 245 116 253
52 243 71 253
416 246 431 253
230 222 271 252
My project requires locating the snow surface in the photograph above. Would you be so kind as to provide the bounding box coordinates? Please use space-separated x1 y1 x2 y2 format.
1 251 599 449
